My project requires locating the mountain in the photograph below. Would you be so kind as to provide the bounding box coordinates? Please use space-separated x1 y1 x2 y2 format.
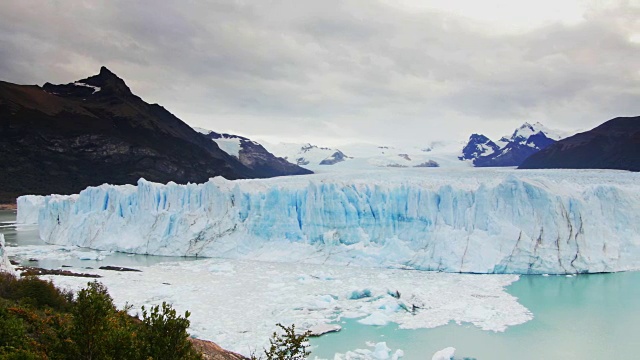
461 122 567 167
262 141 468 172
459 134 500 161
264 143 353 168
519 116 640 171
194 128 312 177
0 67 306 203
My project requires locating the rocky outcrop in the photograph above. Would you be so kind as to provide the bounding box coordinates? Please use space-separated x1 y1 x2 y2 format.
319 150 348 165
189 338 248 360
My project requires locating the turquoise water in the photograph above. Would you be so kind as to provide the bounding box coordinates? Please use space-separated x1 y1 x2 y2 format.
3 210 639 359
311 272 640 359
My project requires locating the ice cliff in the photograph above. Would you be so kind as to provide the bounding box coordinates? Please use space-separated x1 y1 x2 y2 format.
21 169 640 274
0 234 16 275
16 195 45 224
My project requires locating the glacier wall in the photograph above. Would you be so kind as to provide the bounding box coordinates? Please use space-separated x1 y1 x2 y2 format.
16 195 45 224
29 169 640 274
0 234 16 275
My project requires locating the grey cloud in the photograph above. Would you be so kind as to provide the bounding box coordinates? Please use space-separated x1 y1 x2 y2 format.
0 0 638 145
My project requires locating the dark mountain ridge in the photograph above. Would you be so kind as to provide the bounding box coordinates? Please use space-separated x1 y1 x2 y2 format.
519 116 640 171
199 130 312 177
0 67 309 203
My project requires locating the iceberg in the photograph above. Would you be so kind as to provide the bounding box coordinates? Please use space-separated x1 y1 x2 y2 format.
431 347 456 360
21 168 640 274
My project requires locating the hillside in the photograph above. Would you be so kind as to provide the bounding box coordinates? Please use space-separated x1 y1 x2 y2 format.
519 116 640 171
0 67 309 203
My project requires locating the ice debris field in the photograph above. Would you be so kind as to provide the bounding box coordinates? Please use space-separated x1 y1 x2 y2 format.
19 168 640 275
6 244 526 357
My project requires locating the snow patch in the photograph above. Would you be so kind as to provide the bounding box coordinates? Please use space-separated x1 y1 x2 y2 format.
212 138 242 158
74 82 101 94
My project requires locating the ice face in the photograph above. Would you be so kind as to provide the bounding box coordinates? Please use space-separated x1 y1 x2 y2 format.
26 168 640 274
16 195 45 224
0 234 16 275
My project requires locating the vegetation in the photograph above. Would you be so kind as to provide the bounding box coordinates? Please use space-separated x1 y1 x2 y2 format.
0 273 200 360
251 323 311 360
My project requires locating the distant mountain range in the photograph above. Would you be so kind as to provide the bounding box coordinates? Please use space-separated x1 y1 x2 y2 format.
0 67 310 203
194 128 311 177
519 116 640 171
460 122 569 167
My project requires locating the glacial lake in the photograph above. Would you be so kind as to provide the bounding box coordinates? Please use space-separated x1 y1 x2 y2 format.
2 210 639 359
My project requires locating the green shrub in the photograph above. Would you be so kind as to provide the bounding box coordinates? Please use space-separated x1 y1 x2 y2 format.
140 302 200 360
251 323 311 360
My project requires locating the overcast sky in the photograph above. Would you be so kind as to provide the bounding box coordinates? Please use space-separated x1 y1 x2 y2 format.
1 0 639 146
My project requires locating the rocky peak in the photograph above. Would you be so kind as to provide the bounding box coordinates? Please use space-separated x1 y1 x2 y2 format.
42 66 132 98
459 134 499 161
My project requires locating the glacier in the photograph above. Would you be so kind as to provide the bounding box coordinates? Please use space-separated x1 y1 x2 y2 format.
16 195 45 224
20 168 640 274
0 234 16 275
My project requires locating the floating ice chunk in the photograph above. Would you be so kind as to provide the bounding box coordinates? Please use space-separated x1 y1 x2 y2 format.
332 342 403 360
431 347 456 360
349 289 373 300
76 252 105 261
358 311 390 326
308 323 341 336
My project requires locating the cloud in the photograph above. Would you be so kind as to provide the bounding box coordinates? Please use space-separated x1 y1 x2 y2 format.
0 0 638 145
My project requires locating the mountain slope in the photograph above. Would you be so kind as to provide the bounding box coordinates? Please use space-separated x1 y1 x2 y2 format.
462 122 566 167
196 129 312 177
519 116 640 171
0 67 289 202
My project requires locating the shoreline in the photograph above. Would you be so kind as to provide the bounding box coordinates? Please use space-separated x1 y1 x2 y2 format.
0 203 16 211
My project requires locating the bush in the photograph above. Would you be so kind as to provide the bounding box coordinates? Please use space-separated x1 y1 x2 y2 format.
252 323 311 360
140 302 200 360
0 275 201 360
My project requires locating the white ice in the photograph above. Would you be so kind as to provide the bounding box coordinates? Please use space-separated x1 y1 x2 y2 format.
330 342 404 360
431 347 456 360
0 234 16 275
28 250 530 356
25 168 640 275
16 195 44 224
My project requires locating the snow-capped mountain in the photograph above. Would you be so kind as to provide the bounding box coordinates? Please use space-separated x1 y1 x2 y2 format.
459 134 500 161
520 116 640 171
462 122 570 167
262 141 468 172
194 128 312 177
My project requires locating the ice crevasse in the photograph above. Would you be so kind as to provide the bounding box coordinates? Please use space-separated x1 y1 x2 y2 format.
21 169 640 274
